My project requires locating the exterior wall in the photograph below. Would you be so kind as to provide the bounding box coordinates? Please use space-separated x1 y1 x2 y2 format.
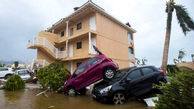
176 62 194 70
69 36 89 58
57 14 92 43
96 13 134 68
38 31 58 45
37 48 55 63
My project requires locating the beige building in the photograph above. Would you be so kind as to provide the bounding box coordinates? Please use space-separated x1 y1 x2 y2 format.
28 1 136 73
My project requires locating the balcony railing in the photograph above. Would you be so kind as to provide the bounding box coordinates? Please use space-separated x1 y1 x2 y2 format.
129 53 135 60
28 36 66 59
31 59 50 69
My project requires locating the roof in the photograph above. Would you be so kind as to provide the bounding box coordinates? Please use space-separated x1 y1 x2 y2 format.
47 0 136 33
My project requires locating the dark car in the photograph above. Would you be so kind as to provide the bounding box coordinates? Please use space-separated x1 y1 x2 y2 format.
92 66 167 104
64 45 118 95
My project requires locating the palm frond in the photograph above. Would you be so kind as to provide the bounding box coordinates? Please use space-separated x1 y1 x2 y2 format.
174 5 194 35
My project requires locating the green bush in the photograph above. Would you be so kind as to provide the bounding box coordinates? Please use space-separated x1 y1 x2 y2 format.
167 64 180 77
5 75 25 91
154 68 194 109
36 62 69 91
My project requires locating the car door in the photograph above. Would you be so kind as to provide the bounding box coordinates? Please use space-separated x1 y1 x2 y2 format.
141 67 156 90
126 69 144 96
84 57 101 85
73 62 87 89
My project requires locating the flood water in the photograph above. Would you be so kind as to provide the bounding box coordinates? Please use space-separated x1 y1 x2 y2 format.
0 89 149 109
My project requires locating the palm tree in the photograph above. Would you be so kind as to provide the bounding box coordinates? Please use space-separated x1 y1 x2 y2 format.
141 58 148 65
178 49 186 62
161 0 194 73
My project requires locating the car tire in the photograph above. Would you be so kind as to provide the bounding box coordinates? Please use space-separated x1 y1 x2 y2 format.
5 74 12 79
66 87 76 96
112 92 126 104
104 68 115 80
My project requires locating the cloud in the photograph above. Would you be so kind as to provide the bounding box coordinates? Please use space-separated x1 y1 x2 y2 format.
0 0 193 67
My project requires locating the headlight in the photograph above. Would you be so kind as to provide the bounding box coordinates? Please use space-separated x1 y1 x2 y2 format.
100 85 112 94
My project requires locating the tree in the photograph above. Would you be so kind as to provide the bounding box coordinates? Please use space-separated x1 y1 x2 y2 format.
14 61 19 68
154 68 194 109
5 75 25 91
135 58 141 66
178 49 186 62
191 54 194 62
36 62 69 91
141 58 148 65
161 0 194 73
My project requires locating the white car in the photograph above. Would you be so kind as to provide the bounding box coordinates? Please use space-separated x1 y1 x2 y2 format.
15 69 31 80
0 68 14 79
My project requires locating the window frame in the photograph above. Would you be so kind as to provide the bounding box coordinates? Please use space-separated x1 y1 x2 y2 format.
70 28 73 36
87 57 101 67
61 31 64 37
77 42 82 49
127 69 142 80
141 67 154 76
77 23 82 30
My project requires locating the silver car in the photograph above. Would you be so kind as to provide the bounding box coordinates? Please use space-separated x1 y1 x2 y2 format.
15 69 31 80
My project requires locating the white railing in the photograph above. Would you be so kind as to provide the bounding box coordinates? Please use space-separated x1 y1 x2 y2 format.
58 51 66 58
31 59 50 69
129 53 135 60
28 36 66 59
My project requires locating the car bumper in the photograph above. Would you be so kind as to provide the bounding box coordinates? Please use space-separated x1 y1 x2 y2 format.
92 90 112 102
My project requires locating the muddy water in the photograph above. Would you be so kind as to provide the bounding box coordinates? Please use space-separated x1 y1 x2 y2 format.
0 89 148 109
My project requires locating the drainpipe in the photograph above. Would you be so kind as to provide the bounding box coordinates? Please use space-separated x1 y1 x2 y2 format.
89 32 91 54
65 21 69 57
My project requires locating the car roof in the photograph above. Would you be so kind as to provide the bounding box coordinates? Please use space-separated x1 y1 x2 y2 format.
119 66 155 71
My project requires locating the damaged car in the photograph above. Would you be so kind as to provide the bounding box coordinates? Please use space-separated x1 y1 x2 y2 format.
92 66 167 104
64 45 118 95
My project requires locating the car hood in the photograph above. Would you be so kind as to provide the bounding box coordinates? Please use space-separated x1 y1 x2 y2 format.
93 80 116 90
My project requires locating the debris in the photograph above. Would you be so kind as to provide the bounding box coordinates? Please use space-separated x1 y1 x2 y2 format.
143 97 158 107
36 87 50 96
48 105 55 109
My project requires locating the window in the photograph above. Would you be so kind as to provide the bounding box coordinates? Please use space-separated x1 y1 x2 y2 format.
74 63 86 75
61 31 64 37
127 32 133 44
77 42 82 49
18 70 29 75
77 62 82 68
127 69 142 80
70 28 73 36
128 47 134 59
141 67 154 75
60 47 64 51
87 57 101 67
77 23 82 30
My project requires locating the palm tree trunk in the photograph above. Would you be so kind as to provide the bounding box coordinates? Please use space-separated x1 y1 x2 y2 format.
161 2 173 73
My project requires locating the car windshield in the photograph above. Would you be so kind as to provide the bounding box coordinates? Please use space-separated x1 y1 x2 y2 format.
18 70 29 75
73 63 86 76
110 69 128 82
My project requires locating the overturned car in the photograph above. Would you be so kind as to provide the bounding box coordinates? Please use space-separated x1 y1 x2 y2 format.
92 66 167 104
64 45 118 95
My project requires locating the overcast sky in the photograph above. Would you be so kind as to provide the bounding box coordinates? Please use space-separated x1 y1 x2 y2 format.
0 0 193 67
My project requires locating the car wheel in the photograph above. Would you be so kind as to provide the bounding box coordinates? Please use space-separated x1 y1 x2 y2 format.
66 87 76 96
113 92 126 104
104 68 115 79
5 74 12 79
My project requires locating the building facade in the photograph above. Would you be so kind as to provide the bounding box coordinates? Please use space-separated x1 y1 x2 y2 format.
28 1 136 73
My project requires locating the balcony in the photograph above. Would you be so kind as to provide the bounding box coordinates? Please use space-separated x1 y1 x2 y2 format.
31 59 50 69
28 36 66 59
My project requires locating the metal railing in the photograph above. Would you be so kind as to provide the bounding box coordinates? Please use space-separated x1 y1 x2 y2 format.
28 36 66 59
31 59 50 69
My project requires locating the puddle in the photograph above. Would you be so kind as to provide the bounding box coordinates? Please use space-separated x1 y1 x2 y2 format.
0 89 148 109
